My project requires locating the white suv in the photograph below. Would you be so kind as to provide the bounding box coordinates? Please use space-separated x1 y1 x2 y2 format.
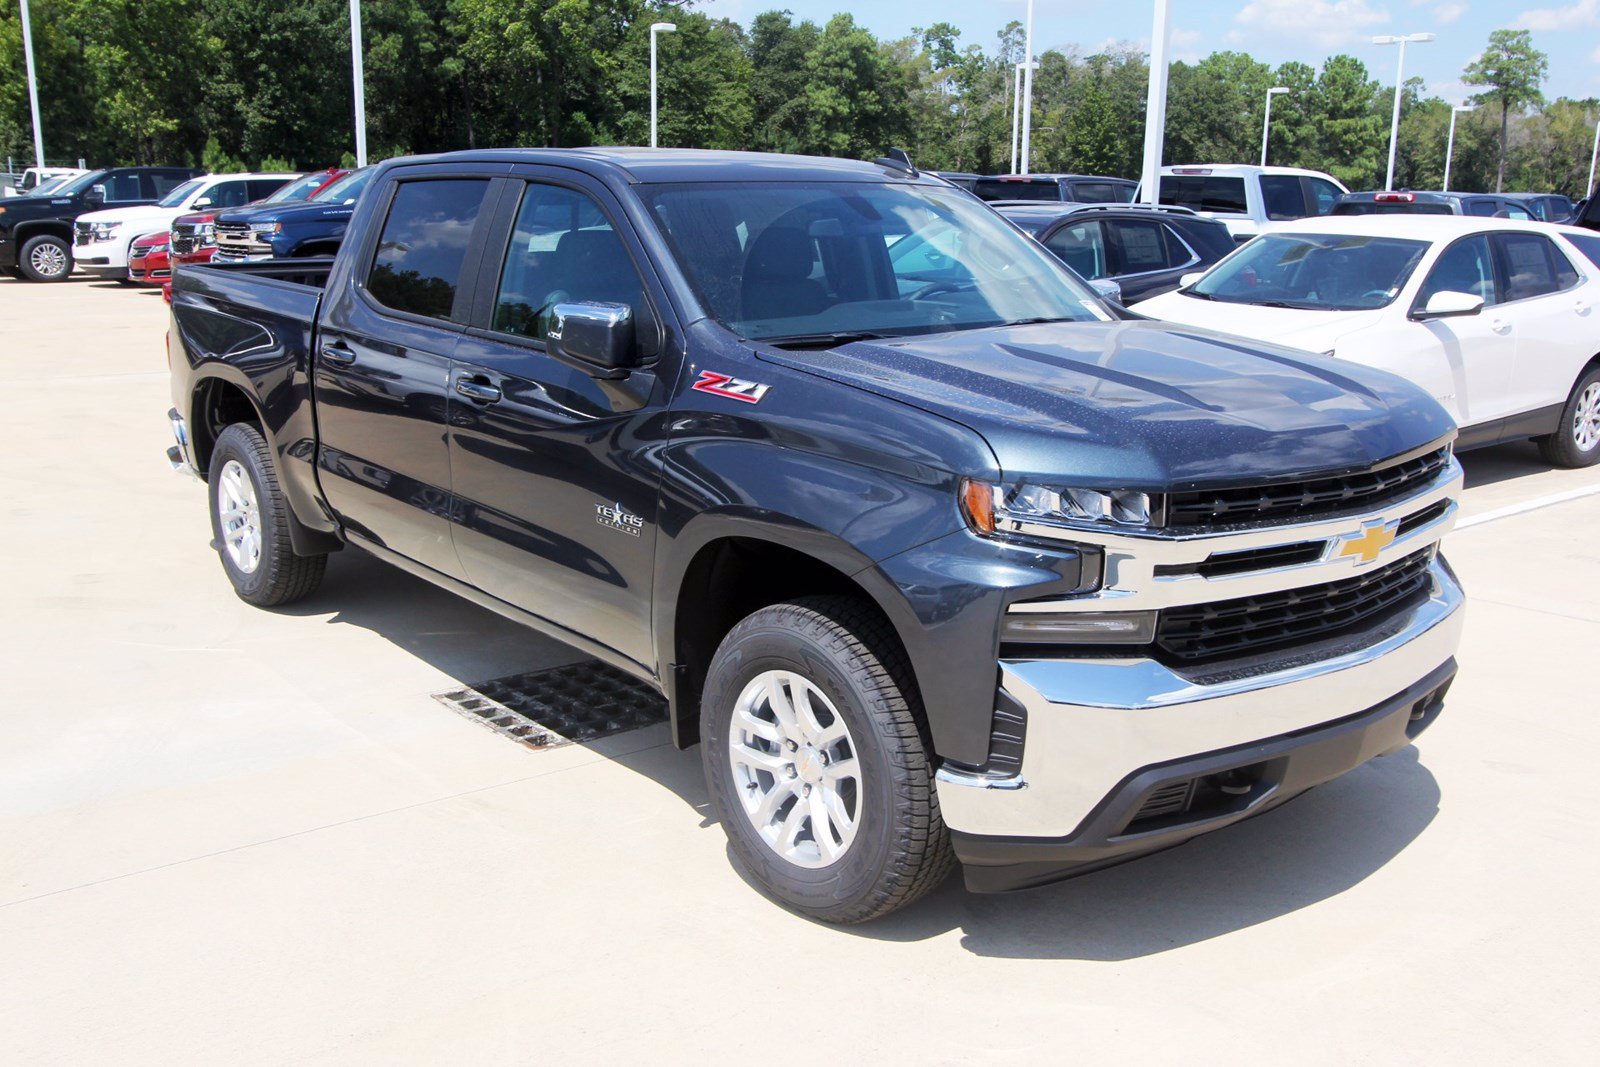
1145 165 1349 242
72 172 297 280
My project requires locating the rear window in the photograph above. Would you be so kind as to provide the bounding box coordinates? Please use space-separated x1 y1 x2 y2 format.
1159 175 1248 215
366 179 492 321
973 178 1060 203
1068 181 1133 204
1332 201 1454 216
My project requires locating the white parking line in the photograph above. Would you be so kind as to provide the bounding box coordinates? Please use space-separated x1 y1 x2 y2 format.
1457 482 1600 529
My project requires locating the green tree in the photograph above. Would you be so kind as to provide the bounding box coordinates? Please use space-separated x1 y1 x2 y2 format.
1463 29 1548 192
1311 54 1383 187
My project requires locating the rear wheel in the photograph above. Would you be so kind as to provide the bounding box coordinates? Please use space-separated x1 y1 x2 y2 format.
207 423 326 606
701 596 954 923
1537 365 1600 468
18 235 70 281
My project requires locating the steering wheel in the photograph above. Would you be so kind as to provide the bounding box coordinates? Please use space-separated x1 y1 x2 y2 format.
908 280 973 302
1359 288 1391 302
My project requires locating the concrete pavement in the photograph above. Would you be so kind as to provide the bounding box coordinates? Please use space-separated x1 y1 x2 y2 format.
1 277 1595 1064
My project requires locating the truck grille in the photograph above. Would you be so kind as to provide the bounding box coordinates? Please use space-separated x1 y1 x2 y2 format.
1154 549 1434 662
1166 446 1451 528
171 221 210 255
214 222 269 258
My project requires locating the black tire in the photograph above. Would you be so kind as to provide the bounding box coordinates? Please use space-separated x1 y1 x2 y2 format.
701 596 955 924
1537 364 1600 468
17 234 71 282
207 423 326 606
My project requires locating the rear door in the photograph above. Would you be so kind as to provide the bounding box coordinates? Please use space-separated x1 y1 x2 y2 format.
1102 216 1196 302
313 165 499 577
1489 230 1593 420
444 169 678 669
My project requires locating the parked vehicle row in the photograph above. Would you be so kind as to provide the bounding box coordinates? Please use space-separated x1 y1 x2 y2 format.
0 166 200 280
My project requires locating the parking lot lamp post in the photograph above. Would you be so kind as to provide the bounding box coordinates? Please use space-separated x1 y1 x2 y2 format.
1588 118 1600 198
350 0 367 167
1260 87 1290 167
650 22 677 149
1020 0 1036 174
19 0 45 169
1443 104 1474 193
1139 0 1174 205
1010 62 1037 174
1374 32 1434 190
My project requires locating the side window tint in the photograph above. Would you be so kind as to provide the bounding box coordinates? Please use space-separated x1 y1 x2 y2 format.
1260 175 1305 220
1562 233 1600 270
1306 179 1343 216
104 173 142 202
1496 233 1565 301
367 178 491 321
247 179 287 201
493 183 645 341
1202 177 1248 214
1044 221 1109 279
1419 236 1498 308
1109 219 1169 274
1466 199 1496 217
208 182 253 208
149 173 188 199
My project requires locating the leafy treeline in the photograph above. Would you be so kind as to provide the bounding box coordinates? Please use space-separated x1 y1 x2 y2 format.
0 2 1591 195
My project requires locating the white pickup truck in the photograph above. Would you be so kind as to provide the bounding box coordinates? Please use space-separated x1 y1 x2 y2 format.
1147 164 1349 241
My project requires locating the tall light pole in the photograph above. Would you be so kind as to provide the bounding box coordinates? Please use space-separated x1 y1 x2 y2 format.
19 0 45 168
1443 104 1474 193
1010 61 1037 174
350 0 368 167
1374 32 1434 191
650 22 676 149
1139 0 1174 205
1260 87 1291 167
1019 0 1036 174
1588 118 1600 198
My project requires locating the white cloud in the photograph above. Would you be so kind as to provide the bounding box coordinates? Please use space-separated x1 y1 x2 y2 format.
1513 0 1599 30
1431 2 1468 24
1234 0 1393 50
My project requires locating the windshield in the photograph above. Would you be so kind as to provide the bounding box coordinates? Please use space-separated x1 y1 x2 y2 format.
1188 232 1428 311
51 170 110 197
312 168 372 204
264 171 327 203
157 179 205 208
643 181 1107 342
25 176 70 197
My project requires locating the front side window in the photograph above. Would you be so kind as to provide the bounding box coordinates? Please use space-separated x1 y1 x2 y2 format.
645 181 1105 341
366 179 491 321
1418 235 1498 308
1495 232 1577 302
1044 220 1110 279
1260 175 1305 221
1306 178 1344 216
491 183 645 341
156 179 205 208
100 173 143 202
1189 232 1428 311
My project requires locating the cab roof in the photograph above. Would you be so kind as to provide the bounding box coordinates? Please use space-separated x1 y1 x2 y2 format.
394 147 944 185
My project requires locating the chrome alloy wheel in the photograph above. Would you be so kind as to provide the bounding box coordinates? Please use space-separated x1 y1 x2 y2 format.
1575 383 1600 452
216 459 263 573
728 670 861 869
29 241 67 278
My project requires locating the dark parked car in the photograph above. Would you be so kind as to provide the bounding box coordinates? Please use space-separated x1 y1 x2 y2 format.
1500 192 1577 223
972 173 1137 205
931 171 980 192
996 202 1236 303
0 166 200 281
1332 191 1535 219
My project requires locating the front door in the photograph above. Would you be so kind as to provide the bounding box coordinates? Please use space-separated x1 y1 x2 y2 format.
1402 233 1517 428
446 173 676 669
313 170 498 577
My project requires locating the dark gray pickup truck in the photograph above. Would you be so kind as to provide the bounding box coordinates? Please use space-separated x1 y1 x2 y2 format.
166 148 1465 922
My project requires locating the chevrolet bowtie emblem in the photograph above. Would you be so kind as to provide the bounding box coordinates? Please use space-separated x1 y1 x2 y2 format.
1335 519 1400 565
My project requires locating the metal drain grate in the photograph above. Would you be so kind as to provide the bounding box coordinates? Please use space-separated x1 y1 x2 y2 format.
435 661 668 749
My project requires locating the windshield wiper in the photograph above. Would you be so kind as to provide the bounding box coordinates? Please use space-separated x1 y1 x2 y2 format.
1182 289 1216 300
760 331 892 350
993 316 1077 327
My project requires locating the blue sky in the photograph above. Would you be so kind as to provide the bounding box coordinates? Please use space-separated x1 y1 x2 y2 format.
696 0 1600 102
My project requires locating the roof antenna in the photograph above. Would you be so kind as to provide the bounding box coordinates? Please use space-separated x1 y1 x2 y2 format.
873 148 918 177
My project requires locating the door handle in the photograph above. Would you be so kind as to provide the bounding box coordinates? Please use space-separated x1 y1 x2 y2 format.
1577 300 1592 316
1490 318 1512 335
319 341 357 367
455 378 502 404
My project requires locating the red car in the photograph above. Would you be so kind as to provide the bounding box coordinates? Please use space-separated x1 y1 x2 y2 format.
169 167 348 273
128 231 171 285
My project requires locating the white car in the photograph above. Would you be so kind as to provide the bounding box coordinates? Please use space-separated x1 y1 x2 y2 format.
1140 165 1349 242
1135 215 1600 467
72 172 297 280
3 166 85 198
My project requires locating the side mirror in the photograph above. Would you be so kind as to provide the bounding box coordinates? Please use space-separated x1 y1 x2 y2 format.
85 185 105 205
1179 271 1206 289
193 196 212 208
1089 277 1123 304
1412 290 1484 320
548 302 637 378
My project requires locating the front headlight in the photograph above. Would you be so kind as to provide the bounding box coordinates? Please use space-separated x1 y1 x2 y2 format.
962 478 1161 540
251 222 282 236
90 222 121 240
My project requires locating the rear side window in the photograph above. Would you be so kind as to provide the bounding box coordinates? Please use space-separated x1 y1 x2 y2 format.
366 178 491 321
1107 219 1172 273
1305 178 1344 216
149 172 189 199
1493 232 1575 302
492 183 646 341
1159 176 1248 214
1465 199 1497 217
205 181 256 209
973 178 1060 203
1043 220 1109 279
1260 175 1305 220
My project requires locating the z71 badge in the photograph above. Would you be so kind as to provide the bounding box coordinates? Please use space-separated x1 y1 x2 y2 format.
596 501 644 537
692 370 770 404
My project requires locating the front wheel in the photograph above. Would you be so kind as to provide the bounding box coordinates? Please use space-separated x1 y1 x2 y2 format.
701 597 954 923
1538 365 1600 468
207 423 326 606
18 235 71 281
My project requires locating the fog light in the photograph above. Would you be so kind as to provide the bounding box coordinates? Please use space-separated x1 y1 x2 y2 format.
1002 610 1157 644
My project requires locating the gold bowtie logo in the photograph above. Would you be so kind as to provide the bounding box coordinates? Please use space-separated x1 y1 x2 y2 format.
1336 520 1399 565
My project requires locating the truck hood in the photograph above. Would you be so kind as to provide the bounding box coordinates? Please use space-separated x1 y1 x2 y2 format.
217 201 354 226
756 320 1453 490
